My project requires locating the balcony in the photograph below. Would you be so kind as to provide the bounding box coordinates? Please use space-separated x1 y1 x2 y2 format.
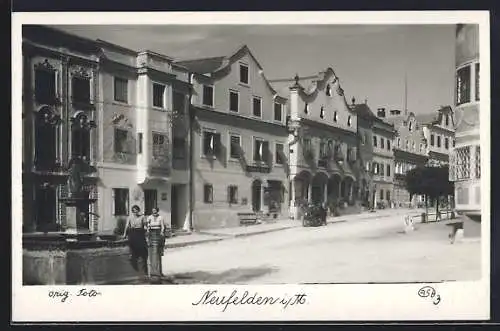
71 97 96 111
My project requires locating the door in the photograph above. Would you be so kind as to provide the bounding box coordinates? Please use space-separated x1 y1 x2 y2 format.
144 189 157 216
251 180 261 212
35 186 57 232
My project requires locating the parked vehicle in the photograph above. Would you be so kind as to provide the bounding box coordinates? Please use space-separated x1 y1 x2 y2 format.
302 203 327 227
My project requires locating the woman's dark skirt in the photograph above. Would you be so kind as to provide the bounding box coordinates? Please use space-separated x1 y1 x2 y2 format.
127 228 148 273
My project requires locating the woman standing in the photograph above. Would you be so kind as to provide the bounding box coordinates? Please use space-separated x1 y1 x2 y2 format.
146 207 167 280
122 205 148 275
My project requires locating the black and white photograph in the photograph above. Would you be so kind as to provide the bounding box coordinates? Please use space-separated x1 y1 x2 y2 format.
12 11 490 322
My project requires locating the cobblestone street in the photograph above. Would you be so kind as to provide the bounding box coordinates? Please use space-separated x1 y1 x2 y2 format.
162 213 481 284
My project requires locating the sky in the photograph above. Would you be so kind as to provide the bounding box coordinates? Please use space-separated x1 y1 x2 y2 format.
54 24 456 114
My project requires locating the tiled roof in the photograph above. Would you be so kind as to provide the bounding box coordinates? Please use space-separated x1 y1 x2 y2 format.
351 103 376 120
175 56 226 74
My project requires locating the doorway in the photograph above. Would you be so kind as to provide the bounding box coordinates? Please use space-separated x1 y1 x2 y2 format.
251 179 262 212
171 184 188 230
144 189 157 216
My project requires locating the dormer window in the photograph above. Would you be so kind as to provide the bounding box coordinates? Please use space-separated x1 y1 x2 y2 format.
333 111 338 122
347 116 352 127
320 106 325 119
445 115 449 126
304 103 309 115
326 84 331 96
408 121 413 132
274 102 283 122
239 63 249 85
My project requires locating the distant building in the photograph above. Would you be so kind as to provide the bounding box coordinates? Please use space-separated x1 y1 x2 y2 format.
270 69 361 219
418 106 455 167
386 111 428 207
449 24 481 220
372 108 397 208
177 45 289 229
350 100 375 207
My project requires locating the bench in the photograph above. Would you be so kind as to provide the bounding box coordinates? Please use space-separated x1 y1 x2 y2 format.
237 212 259 225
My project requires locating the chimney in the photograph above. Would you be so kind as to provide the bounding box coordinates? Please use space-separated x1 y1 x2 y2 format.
377 108 386 118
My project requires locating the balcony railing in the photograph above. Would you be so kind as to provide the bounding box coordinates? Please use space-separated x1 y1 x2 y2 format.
246 163 271 173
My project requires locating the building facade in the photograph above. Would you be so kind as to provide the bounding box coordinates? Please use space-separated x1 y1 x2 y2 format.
449 24 481 220
372 109 396 208
386 111 429 207
22 26 192 234
270 69 361 219
177 46 289 230
351 101 375 207
418 106 455 167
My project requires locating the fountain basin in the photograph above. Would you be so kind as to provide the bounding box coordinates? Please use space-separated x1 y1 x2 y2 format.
23 233 145 285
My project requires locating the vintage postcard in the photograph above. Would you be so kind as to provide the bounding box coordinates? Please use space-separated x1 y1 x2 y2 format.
11 11 490 322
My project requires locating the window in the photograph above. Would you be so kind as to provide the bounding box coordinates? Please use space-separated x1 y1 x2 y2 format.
379 189 384 200
406 140 409 150
455 146 471 180
456 65 471 105
430 134 435 146
72 76 91 103
320 106 325 119
173 137 186 159
347 116 352 126
253 139 269 162
475 63 480 101
386 164 391 176
112 188 129 216
326 84 331 96
319 141 327 159
373 136 377 147
34 110 57 170
114 128 129 153
253 97 262 117
373 162 378 174
386 190 391 201
202 85 214 107
437 136 441 148
35 68 56 104
333 111 338 122
380 138 385 149
397 137 401 147
239 63 249 84
137 133 143 154
203 184 213 203
412 141 415 150
445 115 450 126
71 126 90 159
228 185 238 204
153 83 165 108
229 90 239 112
408 122 413 131
445 137 449 150
304 103 309 114
453 139 456 148
173 91 185 113
360 133 366 145
380 163 385 176
152 133 168 158
203 131 220 156
387 140 391 151
144 189 157 215
274 103 283 122
229 135 241 159
114 77 128 103
275 143 285 164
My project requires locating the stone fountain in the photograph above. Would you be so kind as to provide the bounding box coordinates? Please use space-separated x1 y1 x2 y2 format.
23 157 147 285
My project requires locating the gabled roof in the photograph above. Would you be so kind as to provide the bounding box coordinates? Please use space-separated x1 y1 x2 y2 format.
175 44 281 96
351 103 376 120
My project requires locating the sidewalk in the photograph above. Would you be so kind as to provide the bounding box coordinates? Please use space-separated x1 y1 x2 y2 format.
165 208 425 249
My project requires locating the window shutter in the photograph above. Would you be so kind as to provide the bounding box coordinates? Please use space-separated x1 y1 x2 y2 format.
262 141 270 162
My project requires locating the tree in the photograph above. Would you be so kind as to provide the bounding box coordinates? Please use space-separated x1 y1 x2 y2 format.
405 165 454 221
